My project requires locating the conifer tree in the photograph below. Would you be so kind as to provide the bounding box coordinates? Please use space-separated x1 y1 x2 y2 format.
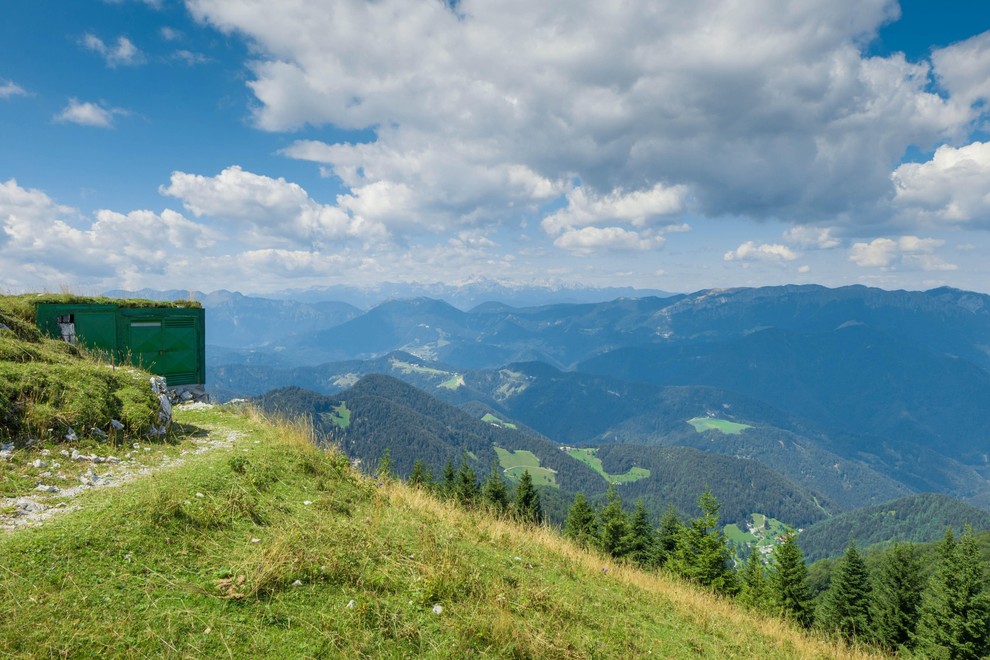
623 499 654 568
816 539 873 641
596 484 629 558
871 542 924 652
669 490 736 594
653 505 682 568
481 461 510 513
455 457 480 506
737 549 772 612
408 459 434 489
770 531 812 628
916 526 990 659
375 448 392 480
512 470 542 524
441 459 457 498
564 492 598 548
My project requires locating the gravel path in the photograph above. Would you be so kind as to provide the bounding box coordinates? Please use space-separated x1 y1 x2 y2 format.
1 410 242 532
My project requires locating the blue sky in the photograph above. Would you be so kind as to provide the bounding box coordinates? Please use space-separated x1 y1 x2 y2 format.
3 0 990 296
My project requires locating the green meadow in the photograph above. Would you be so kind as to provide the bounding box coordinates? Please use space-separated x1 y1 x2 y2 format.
493 446 557 487
565 447 650 484
687 417 752 435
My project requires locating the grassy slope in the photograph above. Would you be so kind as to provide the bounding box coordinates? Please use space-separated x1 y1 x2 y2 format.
687 417 753 435
493 446 558 487
0 295 161 441
566 447 651 485
0 407 875 658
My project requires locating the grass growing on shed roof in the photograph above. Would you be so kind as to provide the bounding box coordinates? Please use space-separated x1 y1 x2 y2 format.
1 293 201 324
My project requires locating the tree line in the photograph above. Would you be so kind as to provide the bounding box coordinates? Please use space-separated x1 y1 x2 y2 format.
383 446 989 657
561 485 990 658
398 453 544 525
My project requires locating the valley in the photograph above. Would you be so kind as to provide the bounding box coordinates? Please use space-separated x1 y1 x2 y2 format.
199 282 990 560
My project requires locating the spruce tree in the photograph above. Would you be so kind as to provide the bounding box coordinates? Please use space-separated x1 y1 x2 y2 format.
564 492 598 548
481 461 510 513
455 457 480 507
654 505 682 568
596 484 629 558
623 499 654 568
816 539 873 641
916 527 990 659
512 470 542 524
668 490 737 594
408 459 434 489
375 448 392 480
770 531 812 628
737 549 772 612
441 459 457 498
871 542 924 652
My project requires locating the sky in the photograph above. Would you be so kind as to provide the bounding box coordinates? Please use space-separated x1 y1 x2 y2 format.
3 0 990 296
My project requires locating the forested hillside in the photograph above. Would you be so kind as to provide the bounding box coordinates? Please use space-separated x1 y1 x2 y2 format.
454 362 910 511
798 493 990 562
593 444 827 527
255 376 607 498
256 376 845 530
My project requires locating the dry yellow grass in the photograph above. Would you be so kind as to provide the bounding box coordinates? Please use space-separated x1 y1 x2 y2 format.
387 483 883 659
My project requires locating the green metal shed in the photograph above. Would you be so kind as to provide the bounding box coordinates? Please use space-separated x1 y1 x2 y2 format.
35 302 206 387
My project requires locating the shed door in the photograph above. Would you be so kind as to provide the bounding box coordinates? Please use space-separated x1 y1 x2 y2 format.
75 310 117 354
128 320 163 373
160 317 198 384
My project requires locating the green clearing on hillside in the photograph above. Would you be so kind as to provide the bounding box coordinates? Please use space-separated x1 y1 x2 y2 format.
565 447 651 484
438 374 464 390
493 446 557 487
330 402 351 429
493 369 530 400
388 357 464 390
389 357 452 378
687 417 753 435
0 406 874 658
481 412 517 429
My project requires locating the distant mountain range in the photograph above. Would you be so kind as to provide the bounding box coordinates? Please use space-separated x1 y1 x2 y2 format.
272 280 676 310
118 282 990 555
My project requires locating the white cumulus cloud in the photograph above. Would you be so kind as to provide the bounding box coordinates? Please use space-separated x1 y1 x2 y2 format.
282 133 565 232
848 235 956 270
0 80 27 99
185 0 989 237
849 237 899 267
0 179 215 288
160 166 387 246
82 34 143 68
172 50 210 65
724 241 799 263
541 184 688 236
931 31 990 108
783 226 842 249
891 141 990 227
554 226 666 255
54 99 126 128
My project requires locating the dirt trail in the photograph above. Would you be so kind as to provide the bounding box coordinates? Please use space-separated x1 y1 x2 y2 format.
1 406 241 532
